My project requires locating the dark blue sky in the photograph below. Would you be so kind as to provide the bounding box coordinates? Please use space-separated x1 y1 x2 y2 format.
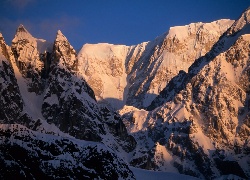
0 0 249 49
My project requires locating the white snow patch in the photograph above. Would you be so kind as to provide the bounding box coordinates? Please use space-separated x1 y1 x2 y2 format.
131 167 199 180
191 128 215 154
154 143 178 172
44 94 59 105
12 60 45 120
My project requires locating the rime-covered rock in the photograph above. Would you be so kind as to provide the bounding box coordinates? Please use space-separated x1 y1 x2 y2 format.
1 8 250 179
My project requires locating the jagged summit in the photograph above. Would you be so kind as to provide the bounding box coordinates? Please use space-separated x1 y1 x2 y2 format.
55 29 68 42
78 19 234 109
57 29 62 34
17 24 27 32
227 7 250 35
167 19 233 40
52 29 78 71
1 23 135 179
13 24 34 43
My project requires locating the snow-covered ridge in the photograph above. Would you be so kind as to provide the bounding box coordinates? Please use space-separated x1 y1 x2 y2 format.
78 19 234 109
227 7 250 35
168 19 233 39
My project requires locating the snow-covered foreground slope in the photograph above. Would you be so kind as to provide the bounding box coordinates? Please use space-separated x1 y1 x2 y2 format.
0 124 135 179
131 167 199 180
78 19 234 109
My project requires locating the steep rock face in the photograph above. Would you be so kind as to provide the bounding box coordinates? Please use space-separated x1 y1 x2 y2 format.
7 25 136 153
121 9 250 179
99 105 137 153
42 30 104 141
11 25 52 94
0 124 135 180
78 20 234 109
126 19 234 108
0 33 23 122
52 30 78 72
1 12 248 179
78 43 131 109
0 31 64 134
41 30 137 153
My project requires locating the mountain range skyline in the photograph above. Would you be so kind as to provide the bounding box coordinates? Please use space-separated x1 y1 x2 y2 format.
0 0 249 50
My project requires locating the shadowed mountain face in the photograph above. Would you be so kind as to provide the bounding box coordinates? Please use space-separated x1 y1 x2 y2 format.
0 33 23 122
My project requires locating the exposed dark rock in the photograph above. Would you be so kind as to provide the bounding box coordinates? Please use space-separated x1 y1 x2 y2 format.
0 33 23 122
0 124 135 180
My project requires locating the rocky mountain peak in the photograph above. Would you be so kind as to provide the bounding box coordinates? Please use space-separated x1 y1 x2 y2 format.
78 19 234 110
56 30 67 41
52 30 78 71
11 24 45 94
17 24 27 32
1 7 250 179
12 24 34 44
227 7 250 35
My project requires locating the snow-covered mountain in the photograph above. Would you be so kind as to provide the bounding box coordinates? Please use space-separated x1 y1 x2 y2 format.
0 24 137 179
78 19 234 109
1 7 250 180
120 7 250 179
